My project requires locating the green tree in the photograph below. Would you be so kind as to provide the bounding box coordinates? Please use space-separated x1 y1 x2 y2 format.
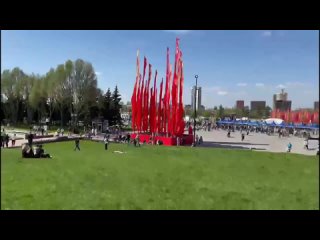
102 88 112 122
1 68 26 124
70 59 98 123
110 85 122 126
217 105 224 119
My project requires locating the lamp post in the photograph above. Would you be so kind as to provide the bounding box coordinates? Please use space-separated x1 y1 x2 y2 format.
194 75 198 146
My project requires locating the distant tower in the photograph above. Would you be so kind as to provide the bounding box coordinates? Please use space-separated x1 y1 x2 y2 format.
191 86 202 111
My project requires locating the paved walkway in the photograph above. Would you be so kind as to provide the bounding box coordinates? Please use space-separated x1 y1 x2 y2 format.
196 129 319 156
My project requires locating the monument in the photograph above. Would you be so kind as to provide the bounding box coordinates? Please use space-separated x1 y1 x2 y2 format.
130 39 193 146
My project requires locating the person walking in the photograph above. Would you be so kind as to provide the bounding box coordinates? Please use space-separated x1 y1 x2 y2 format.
5 134 9 148
287 142 292 153
241 133 245 141
104 136 109 150
304 138 308 150
74 138 80 151
11 133 16 147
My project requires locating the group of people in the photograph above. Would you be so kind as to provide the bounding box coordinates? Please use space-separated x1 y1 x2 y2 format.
1 128 17 148
55 128 65 137
32 125 48 136
22 143 52 158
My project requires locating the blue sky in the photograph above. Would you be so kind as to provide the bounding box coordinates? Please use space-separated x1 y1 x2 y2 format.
2 30 319 109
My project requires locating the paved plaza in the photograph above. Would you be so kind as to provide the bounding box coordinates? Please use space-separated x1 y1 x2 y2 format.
196 129 319 156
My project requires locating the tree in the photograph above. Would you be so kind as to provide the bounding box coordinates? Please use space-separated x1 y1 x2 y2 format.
22 75 36 124
264 106 272 118
110 85 122 126
102 88 112 122
70 59 98 123
217 105 224 119
203 110 212 118
1 68 26 124
51 64 70 127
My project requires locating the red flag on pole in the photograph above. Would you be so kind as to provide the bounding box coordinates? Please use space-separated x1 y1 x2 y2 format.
153 71 158 134
163 48 170 134
131 50 140 132
167 64 172 136
137 57 147 132
143 64 152 132
158 79 163 134
177 58 185 136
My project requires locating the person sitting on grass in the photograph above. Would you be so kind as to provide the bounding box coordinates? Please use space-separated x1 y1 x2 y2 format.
33 144 52 158
22 143 34 158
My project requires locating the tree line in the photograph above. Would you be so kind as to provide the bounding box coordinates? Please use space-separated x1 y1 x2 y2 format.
1 59 123 128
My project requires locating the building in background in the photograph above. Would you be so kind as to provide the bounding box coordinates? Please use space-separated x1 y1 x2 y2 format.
191 86 202 111
236 100 244 110
273 89 292 111
250 101 266 111
314 101 319 110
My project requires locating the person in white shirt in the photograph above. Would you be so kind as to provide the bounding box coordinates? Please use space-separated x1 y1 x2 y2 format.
104 136 109 150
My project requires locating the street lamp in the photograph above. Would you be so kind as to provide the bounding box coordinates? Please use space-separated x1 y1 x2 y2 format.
194 75 198 146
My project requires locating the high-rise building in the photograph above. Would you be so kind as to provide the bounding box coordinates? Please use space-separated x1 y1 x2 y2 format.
236 100 244 110
314 101 319 110
273 89 292 111
191 86 202 111
250 101 266 111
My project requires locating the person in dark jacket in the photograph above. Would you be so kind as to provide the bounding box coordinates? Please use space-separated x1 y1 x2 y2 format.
27 133 34 147
5 134 9 148
74 138 80 151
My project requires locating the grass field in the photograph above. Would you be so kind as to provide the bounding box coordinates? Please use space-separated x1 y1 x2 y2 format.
1 141 319 210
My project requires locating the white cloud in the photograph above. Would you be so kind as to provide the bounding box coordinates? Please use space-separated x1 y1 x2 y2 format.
276 84 286 89
255 83 265 87
217 91 228 96
262 31 272 37
95 71 102 76
163 30 192 34
285 81 304 87
202 86 221 93
237 83 247 87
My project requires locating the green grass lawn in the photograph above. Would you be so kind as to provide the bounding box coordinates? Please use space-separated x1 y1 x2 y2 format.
1 141 319 210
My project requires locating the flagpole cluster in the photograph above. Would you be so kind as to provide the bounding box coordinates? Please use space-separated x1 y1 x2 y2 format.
131 39 185 137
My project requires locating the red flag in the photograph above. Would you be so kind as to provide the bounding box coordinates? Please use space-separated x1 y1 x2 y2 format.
149 87 154 133
153 71 158 134
143 64 152 132
158 79 163 133
177 58 185 136
167 64 172 136
137 57 147 132
313 112 319 124
135 74 142 132
154 87 158 133
131 50 140 132
163 47 170 134
171 38 180 136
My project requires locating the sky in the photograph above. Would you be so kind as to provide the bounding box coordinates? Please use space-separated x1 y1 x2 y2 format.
1 30 319 109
